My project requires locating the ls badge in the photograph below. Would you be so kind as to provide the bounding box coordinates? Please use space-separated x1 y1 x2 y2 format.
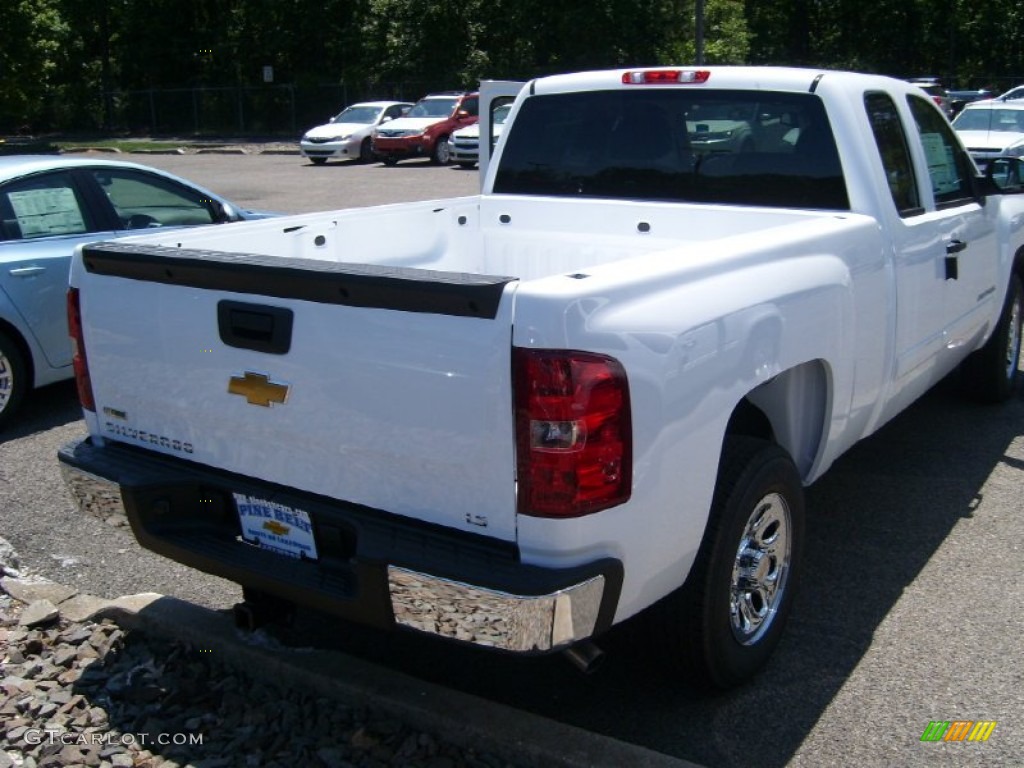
228 371 290 407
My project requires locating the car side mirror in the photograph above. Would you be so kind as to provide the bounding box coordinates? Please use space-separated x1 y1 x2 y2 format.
216 201 240 222
985 157 1024 193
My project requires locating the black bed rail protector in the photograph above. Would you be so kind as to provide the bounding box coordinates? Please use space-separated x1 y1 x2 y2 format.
81 242 515 319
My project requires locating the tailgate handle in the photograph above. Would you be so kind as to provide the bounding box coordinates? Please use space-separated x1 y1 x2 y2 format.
217 301 293 354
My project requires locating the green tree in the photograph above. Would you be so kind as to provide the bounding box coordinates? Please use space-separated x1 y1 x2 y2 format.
0 0 67 131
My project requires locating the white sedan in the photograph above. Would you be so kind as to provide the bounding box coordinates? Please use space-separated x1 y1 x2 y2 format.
447 104 511 168
0 155 271 428
300 101 412 164
952 101 1024 172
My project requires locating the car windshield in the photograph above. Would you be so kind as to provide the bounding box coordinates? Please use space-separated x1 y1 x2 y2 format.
408 98 458 118
953 108 1024 132
494 88 849 210
333 106 382 124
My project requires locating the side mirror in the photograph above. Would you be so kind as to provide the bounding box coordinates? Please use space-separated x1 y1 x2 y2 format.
217 201 240 222
380 116 393 124
986 157 1024 193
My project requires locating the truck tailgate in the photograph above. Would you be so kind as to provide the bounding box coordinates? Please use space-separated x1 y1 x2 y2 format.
77 242 520 542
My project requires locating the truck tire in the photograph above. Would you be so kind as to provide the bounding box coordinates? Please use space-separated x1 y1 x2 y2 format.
0 330 28 431
961 274 1022 403
658 436 804 689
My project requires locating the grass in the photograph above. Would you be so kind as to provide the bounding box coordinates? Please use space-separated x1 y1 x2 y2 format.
56 138 187 152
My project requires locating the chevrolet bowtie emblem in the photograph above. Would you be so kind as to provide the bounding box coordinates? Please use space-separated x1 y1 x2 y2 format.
228 372 290 407
263 520 290 536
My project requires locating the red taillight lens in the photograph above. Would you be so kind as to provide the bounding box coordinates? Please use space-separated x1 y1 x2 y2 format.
514 349 632 518
67 288 95 412
621 69 710 85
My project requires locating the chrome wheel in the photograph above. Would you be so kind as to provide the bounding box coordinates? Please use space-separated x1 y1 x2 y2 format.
730 492 792 645
432 136 450 164
0 349 12 414
0 330 28 429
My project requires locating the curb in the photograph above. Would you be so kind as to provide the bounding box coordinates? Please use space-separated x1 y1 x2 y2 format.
5 579 702 768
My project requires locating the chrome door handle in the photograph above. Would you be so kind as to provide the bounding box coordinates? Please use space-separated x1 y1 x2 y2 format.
9 266 46 277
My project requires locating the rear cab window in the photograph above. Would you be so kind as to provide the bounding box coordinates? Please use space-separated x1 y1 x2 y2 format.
493 88 850 210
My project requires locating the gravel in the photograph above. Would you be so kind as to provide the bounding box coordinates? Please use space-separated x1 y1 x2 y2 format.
0 537 521 768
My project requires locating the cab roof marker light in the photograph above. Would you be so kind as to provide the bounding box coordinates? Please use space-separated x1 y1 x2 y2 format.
621 70 711 85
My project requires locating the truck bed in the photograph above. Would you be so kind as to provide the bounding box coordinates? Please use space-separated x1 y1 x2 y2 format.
119 194 844 282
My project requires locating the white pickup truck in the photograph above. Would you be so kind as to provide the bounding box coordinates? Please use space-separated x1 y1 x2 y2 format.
59 67 1024 689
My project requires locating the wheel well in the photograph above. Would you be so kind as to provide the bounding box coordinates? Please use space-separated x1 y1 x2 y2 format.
725 398 774 441
726 360 830 481
1014 246 1024 285
0 319 34 386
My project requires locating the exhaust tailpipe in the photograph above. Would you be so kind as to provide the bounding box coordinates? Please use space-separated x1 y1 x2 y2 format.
562 640 605 674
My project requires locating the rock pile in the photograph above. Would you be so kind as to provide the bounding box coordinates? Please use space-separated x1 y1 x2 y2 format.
0 539 517 768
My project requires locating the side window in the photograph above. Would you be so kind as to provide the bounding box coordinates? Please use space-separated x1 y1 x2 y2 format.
865 92 921 216
0 171 90 240
906 94 975 207
385 104 405 120
88 169 218 229
461 97 479 117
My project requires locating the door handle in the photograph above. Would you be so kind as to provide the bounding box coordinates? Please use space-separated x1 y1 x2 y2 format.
945 239 967 254
9 266 46 277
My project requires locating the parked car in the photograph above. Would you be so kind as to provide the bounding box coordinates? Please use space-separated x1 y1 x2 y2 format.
908 78 953 119
948 89 994 116
0 155 273 428
447 103 512 168
300 101 412 164
372 92 478 165
951 101 1024 172
994 84 1024 102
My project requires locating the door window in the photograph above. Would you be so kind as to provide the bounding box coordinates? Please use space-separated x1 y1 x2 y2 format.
864 92 921 216
905 95 976 207
88 169 218 229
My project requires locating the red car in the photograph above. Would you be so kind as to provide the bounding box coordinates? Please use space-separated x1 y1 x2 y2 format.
372 91 479 165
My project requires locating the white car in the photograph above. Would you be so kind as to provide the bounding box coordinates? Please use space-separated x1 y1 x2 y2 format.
300 101 412 164
448 104 511 168
993 84 1024 102
952 101 1024 172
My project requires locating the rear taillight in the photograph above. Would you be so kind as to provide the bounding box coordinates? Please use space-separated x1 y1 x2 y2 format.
514 348 631 518
67 288 95 412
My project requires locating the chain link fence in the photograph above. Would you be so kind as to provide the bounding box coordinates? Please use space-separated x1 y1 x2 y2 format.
96 81 454 137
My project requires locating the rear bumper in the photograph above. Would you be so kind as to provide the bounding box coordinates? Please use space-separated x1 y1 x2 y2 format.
59 436 622 653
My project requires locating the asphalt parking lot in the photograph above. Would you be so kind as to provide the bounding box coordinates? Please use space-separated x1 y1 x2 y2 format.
3 148 1023 767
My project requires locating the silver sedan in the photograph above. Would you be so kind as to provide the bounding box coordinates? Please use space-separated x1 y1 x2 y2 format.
0 155 271 428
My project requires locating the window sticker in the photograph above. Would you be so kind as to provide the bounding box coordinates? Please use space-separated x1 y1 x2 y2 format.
920 132 959 196
8 187 86 237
